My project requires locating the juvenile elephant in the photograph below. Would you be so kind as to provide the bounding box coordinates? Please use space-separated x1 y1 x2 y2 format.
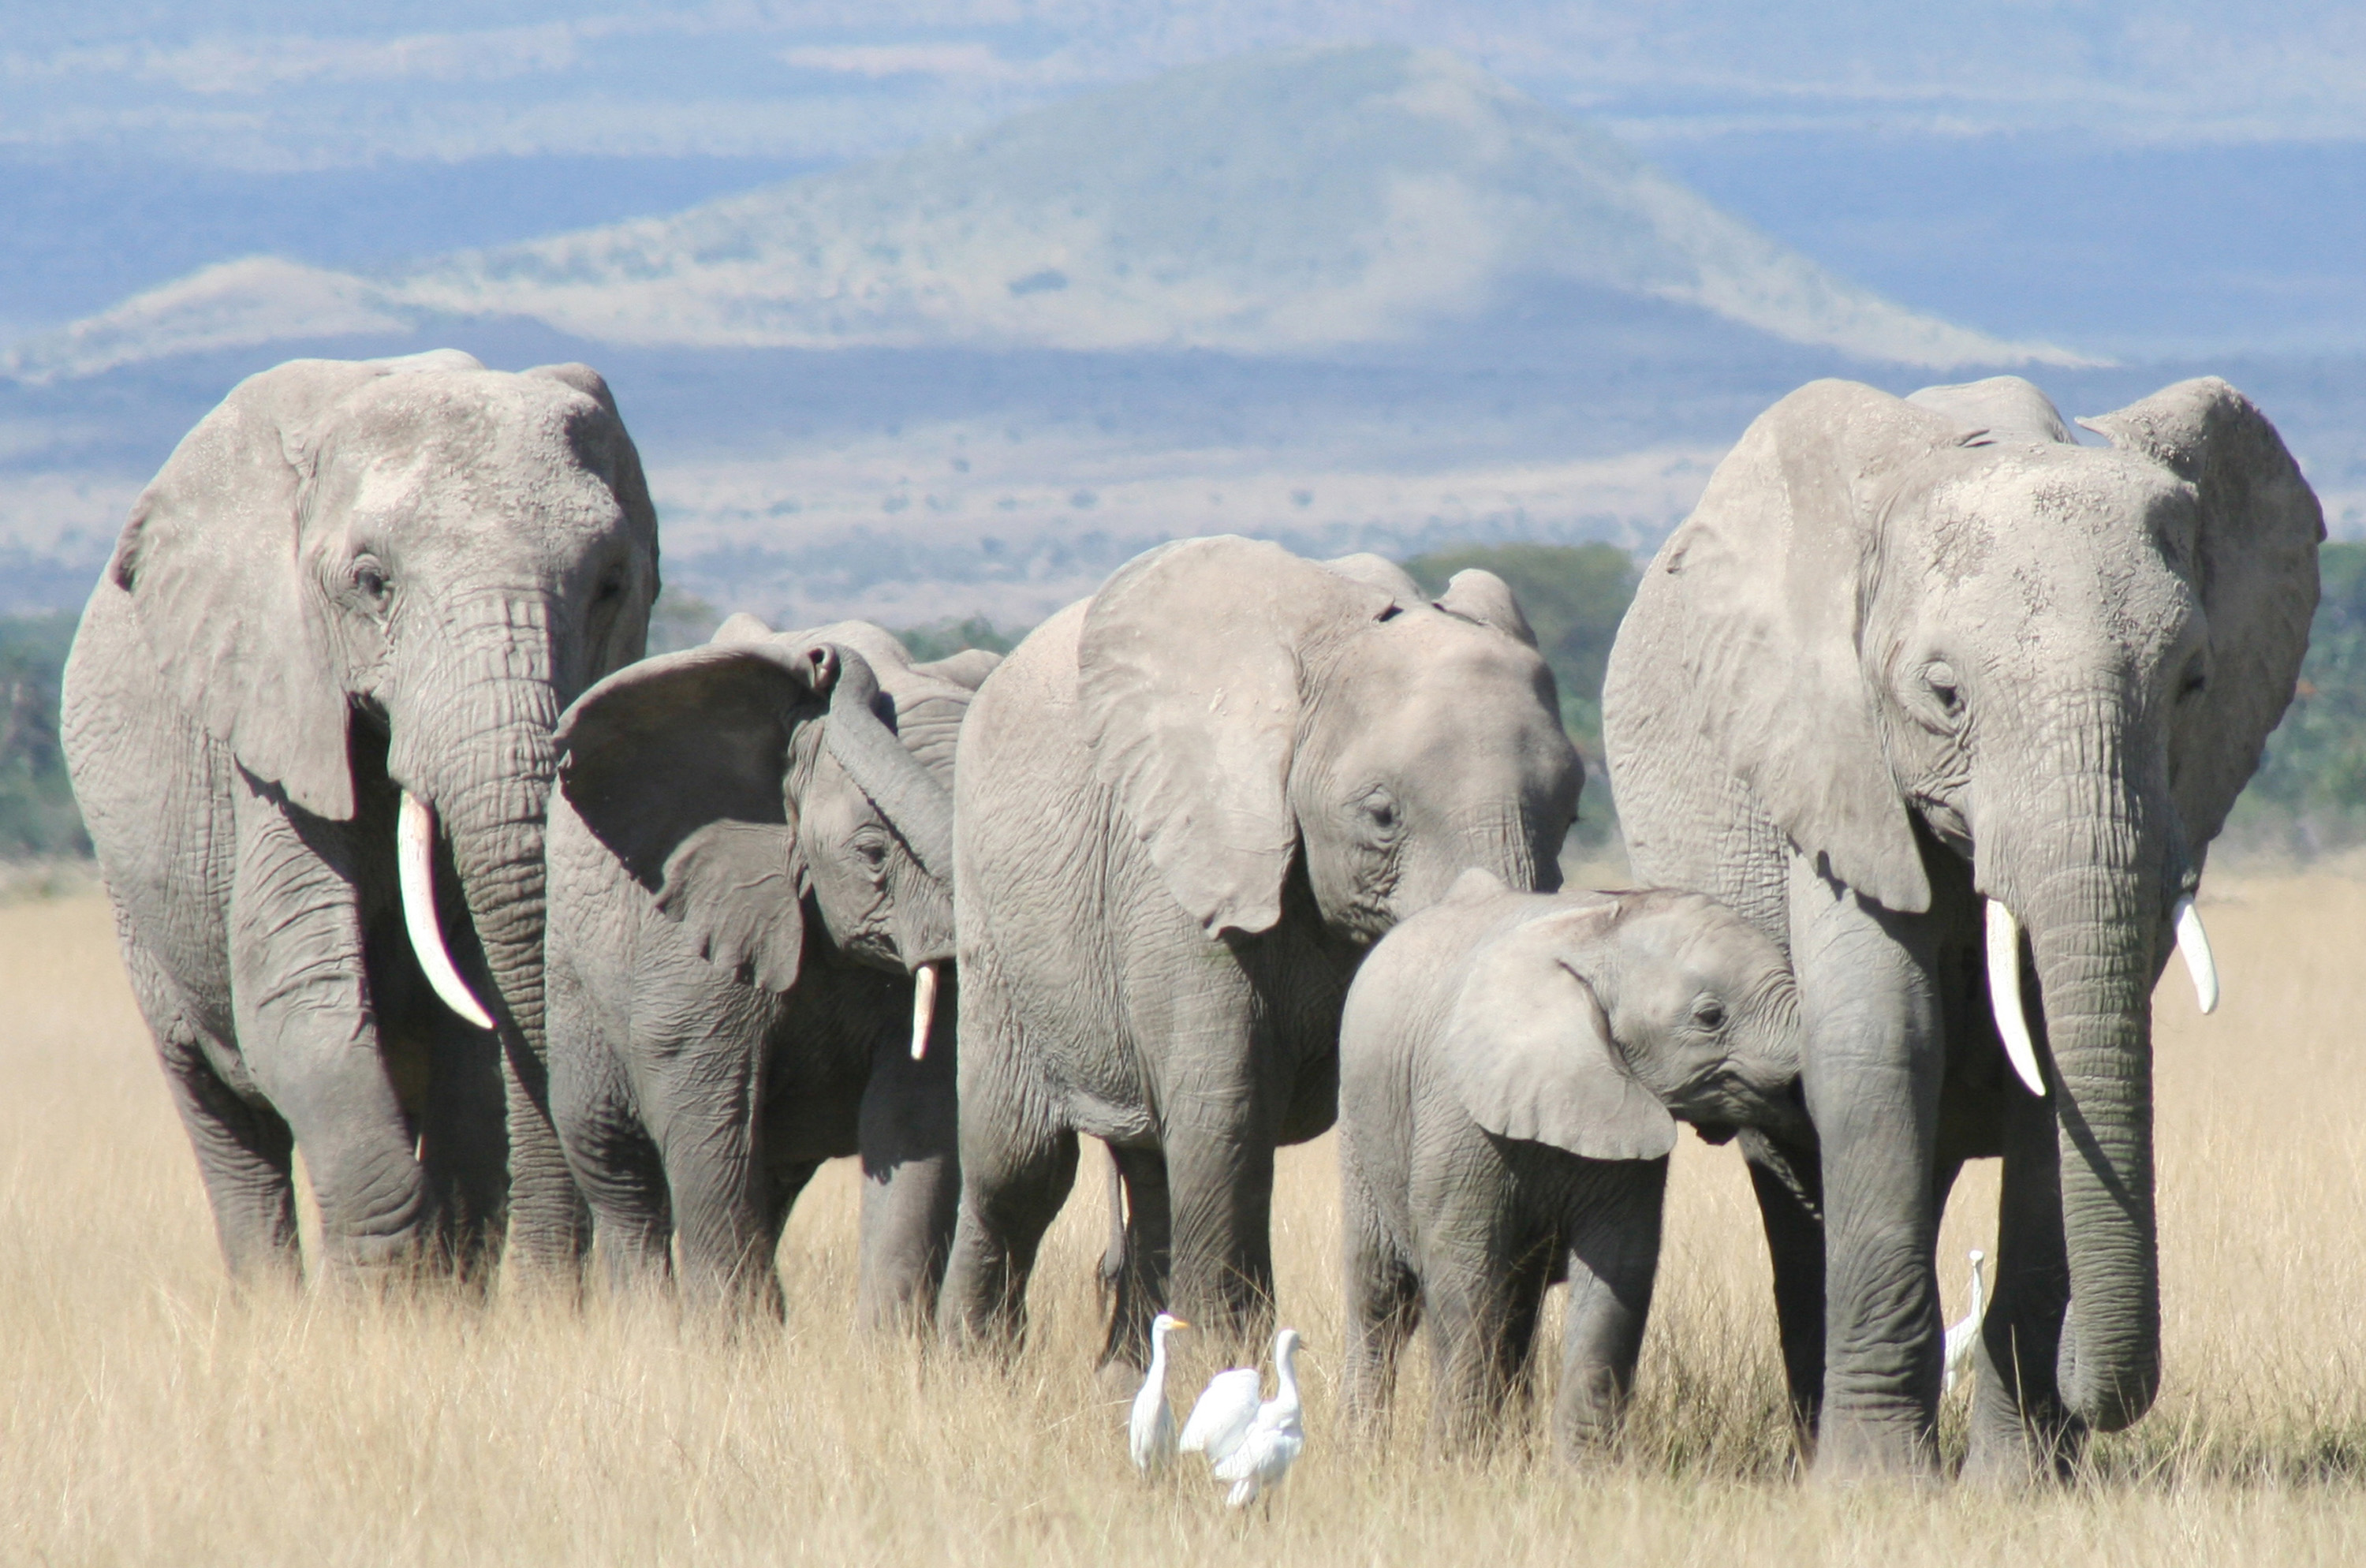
63 349 659 1282
939 536 1583 1368
1339 872 1813 1457
546 621 987 1326
1603 375 2320 1478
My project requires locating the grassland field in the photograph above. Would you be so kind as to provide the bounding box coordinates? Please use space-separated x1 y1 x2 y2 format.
4 866 2365 1566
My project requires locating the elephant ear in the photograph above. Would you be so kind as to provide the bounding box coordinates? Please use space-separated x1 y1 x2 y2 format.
2081 379 2323 849
104 358 401 820
1663 379 1964 914
1445 909 1676 1161
1434 569 1538 648
1080 536 1398 938
555 640 837 992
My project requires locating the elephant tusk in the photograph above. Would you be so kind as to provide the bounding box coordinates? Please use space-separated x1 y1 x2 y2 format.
910 961 940 1060
397 790 496 1031
1984 898 2047 1098
2174 894 2219 1015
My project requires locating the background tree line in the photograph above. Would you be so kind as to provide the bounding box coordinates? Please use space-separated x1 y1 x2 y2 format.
9 543 2366 863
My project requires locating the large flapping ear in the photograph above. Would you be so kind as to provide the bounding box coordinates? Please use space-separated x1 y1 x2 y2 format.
1434 569 1538 648
105 357 401 819
1661 379 1963 913
2081 379 2324 848
1445 909 1677 1161
1080 536 1398 938
554 641 835 993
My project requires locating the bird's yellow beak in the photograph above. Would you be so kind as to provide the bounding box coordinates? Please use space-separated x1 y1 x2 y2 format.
1169 1317 1193 1331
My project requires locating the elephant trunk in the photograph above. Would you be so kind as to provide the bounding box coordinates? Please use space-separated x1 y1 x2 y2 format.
1992 752 2165 1433
393 593 575 1264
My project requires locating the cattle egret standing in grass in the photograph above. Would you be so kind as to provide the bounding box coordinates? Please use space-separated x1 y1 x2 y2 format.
1180 1361 1264 1465
1211 1328 1305 1508
1943 1249 1987 1395
1129 1312 1190 1475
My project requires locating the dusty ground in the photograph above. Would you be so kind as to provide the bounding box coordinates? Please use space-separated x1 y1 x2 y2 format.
2 873 2364 1565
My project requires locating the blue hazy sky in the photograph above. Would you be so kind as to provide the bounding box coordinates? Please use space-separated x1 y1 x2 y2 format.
3 2 2360 355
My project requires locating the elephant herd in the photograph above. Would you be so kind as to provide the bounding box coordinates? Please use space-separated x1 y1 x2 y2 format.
58 349 2323 1486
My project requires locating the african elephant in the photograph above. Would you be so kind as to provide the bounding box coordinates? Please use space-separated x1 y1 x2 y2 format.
1602 375 2321 1478
544 619 989 1327
1338 872 1813 1458
938 536 1583 1368
62 349 660 1282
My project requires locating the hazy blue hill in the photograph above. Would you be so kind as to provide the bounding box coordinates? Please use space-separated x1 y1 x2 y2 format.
6 47 2065 383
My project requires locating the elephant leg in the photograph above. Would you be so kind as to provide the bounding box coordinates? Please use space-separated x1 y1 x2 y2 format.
1554 1157 1667 1457
1788 852 1947 1479
1420 1243 1528 1457
650 1040 778 1318
1965 1085 2082 1483
409 1002 507 1283
230 787 428 1279
111 924 301 1282
1162 1118 1277 1355
939 1113 1080 1349
1097 1144 1173 1374
1342 1174 1419 1447
1747 1149 1827 1447
548 1007 673 1294
854 1009 962 1335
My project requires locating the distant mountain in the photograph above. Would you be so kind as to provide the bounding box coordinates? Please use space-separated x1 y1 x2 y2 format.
3 47 2079 384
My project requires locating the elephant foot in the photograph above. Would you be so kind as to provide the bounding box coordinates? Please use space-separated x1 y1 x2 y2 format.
1810 1409 1941 1486
1962 1404 2084 1487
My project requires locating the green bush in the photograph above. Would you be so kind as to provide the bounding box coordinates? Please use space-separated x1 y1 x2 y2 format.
896 616 1021 664
1401 542 1642 765
0 610 89 860
2227 541 2366 853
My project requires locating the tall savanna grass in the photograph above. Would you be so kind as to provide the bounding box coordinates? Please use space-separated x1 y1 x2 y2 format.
3 872 2364 1564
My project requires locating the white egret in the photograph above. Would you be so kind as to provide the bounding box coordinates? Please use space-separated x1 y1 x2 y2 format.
1179 1365 1264 1465
1210 1328 1305 1508
1942 1249 1988 1395
1129 1312 1190 1475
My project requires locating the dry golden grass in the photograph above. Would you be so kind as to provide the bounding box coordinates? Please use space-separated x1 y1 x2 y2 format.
4 874 2366 1565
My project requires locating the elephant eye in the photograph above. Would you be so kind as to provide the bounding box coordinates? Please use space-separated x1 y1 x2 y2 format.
350 556 392 605
2179 657 2208 700
1692 999 1727 1031
852 830 890 878
1923 660 1963 718
593 570 625 606
1358 788 1399 835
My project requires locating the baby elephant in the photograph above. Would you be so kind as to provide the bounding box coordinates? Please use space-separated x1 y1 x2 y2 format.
1338 871 1813 1457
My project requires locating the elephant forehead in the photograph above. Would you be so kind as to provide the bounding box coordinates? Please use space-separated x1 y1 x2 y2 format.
1901 450 2198 625
326 392 632 552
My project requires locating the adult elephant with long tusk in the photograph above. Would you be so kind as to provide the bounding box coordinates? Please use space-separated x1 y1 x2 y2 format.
543 618 987 1327
1603 374 2319 1480
62 350 660 1284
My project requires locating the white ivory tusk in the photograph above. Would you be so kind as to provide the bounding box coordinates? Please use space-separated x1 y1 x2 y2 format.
2174 894 2219 1015
910 961 940 1061
397 791 496 1031
1984 898 2047 1098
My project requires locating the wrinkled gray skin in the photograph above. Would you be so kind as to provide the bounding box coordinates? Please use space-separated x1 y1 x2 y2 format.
1340 872 1814 1458
545 619 987 1327
62 350 659 1282
939 536 1582 1368
1603 375 2320 1479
